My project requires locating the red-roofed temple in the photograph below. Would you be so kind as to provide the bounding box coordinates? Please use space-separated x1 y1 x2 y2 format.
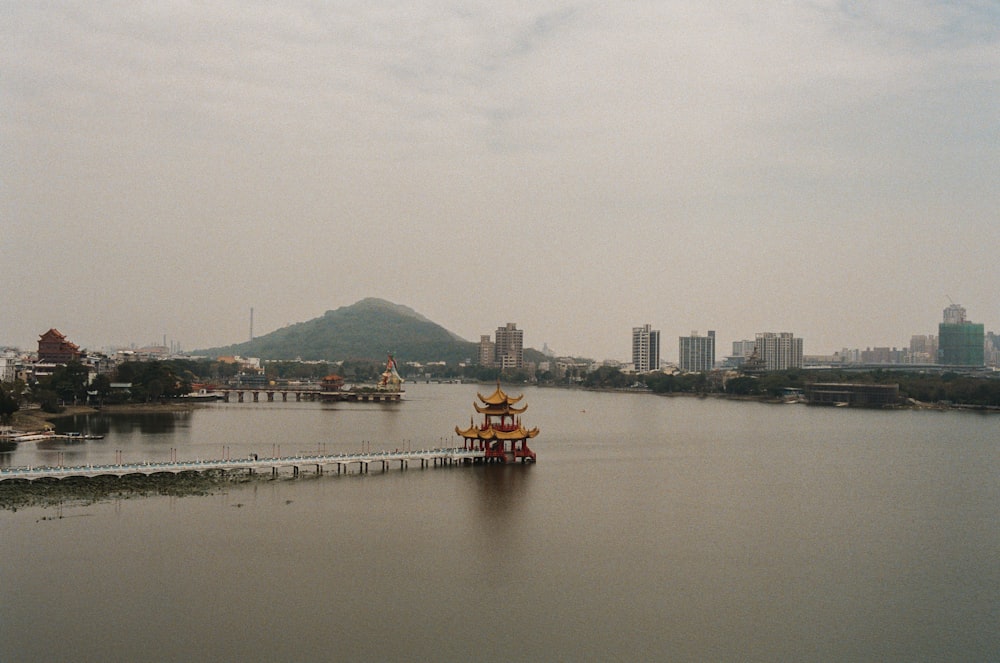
37 328 81 363
455 382 538 463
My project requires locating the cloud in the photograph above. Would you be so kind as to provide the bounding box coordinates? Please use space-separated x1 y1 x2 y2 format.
2 2 998 357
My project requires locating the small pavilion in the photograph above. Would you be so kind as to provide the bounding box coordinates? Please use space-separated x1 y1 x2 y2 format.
455 382 538 463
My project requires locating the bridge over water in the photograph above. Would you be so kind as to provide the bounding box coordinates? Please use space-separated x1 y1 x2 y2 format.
0 448 486 481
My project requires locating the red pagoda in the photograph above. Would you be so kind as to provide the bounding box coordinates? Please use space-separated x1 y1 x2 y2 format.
37 328 81 363
455 382 538 463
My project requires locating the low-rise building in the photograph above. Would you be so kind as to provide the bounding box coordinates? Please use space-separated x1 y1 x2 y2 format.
804 383 900 407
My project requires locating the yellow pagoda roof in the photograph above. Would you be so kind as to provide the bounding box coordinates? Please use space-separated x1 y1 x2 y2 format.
477 382 524 406
454 424 540 441
474 402 527 415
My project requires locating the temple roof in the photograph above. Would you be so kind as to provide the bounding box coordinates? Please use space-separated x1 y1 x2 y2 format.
454 424 540 441
477 382 524 406
474 401 527 415
456 381 539 444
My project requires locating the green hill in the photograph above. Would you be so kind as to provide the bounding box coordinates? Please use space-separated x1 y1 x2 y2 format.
195 298 478 364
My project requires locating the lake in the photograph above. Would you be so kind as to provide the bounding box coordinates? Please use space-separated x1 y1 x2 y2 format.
1 383 998 662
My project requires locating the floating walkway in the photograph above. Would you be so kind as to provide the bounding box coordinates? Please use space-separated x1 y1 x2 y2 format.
0 448 486 482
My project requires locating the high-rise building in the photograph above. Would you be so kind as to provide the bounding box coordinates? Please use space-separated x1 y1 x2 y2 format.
478 335 495 367
494 323 524 369
732 340 756 358
943 304 966 324
986 332 1000 368
632 324 660 373
909 335 938 363
754 332 803 371
938 304 984 366
679 331 715 372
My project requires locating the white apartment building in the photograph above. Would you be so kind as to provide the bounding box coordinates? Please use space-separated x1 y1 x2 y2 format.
755 332 803 370
679 331 715 372
632 324 660 373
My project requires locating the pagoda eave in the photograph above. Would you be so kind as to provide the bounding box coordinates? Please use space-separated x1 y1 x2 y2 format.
473 402 528 415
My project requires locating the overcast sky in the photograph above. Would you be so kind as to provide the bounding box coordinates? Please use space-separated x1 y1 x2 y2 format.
2 1 998 361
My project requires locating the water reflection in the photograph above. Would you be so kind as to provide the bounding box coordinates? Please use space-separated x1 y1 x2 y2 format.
53 411 192 436
473 462 534 517
467 463 535 568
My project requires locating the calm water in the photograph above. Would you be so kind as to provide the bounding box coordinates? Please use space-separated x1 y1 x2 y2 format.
1 384 998 662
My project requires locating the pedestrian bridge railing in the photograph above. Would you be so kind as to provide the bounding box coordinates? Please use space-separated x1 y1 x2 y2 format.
0 448 487 481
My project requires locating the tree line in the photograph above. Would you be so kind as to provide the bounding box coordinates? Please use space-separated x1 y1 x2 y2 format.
4 359 999 424
661 369 1000 407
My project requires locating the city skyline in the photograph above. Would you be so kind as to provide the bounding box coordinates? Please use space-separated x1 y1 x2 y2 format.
3 3 998 360
4 299 995 368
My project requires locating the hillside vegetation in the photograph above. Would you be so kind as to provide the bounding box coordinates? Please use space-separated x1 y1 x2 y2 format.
196 298 478 364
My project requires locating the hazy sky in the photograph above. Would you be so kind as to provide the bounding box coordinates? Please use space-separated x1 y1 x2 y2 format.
3 2 998 361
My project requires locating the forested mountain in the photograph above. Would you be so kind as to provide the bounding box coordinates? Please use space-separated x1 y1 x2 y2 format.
196 298 478 364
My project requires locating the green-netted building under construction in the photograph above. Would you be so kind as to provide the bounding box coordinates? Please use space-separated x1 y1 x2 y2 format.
938 322 985 366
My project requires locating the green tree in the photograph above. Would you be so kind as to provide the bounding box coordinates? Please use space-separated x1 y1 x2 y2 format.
583 366 631 389
113 360 191 402
90 374 112 406
724 376 759 396
0 382 21 423
34 388 61 413
45 360 90 405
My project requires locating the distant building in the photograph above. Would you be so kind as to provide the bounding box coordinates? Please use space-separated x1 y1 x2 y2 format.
478 335 495 367
938 304 984 366
860 347 906 364
803 354 841 367
0 351 17 383
732 340 756 358
37 329 82 363
722 339 756 368
494 323 524 369
631 324 660 373
986 332 1000 368
839 348 863 364
754 332 803 371
909 335 938 364
943 304 966 325
804 383 900 407
678 331 715 372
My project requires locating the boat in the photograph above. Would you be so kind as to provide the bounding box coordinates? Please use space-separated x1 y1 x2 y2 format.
181 389 223 401
7 432 55 442
62 432 105 440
